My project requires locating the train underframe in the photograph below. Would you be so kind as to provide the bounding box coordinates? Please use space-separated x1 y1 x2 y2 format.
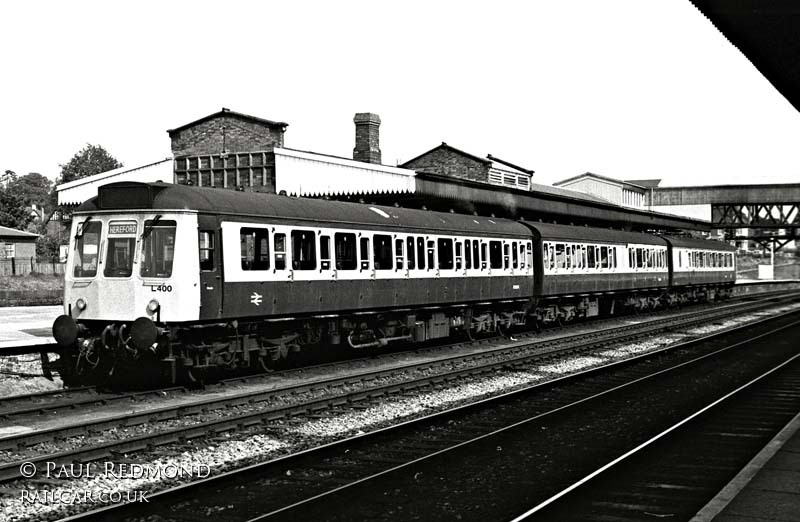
52 284 734 387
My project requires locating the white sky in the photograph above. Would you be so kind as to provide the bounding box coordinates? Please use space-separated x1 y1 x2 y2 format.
1 0 799 188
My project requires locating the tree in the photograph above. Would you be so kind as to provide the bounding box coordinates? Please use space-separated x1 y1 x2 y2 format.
57 144 123 185
43 144 123 227
0 187 33 230
8 172 52 210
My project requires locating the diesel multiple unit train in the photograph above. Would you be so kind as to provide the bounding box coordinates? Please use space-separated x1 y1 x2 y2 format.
52 182 736 385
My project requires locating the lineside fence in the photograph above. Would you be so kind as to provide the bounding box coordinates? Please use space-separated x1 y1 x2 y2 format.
0 257 65 276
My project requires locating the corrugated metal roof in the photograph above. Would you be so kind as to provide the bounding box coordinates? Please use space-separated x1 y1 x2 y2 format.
524 222 667 245
0 225 39 239
79 182 531 238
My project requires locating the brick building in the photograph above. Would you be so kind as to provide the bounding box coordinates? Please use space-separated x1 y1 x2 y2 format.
400 142 534 191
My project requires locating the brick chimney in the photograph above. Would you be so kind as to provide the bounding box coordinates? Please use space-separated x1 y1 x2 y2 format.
353 113 381 164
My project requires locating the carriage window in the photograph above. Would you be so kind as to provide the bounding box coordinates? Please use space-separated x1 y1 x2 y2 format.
373 234 393 270
481 242 488 269
417 237 426 270
579 245 586 270
543 244 549 267
512 243 518 269
406 237 416 270
502 243 509 269
598 246 607 269
555 244 565 269
138 220 177 278
334 233 356 270
473 240 480 270
465 240 472 269
565 244 572 269
291 230 316 270
240 228 270 271
526 242 533 268
395 239 404 270
360 237 370 270
197 230 214 272
437 238 453 269
427 240 435 269
455 241 463 270
274 233 286 270
587 245 596 269
489 241 503 269
320 235 331 270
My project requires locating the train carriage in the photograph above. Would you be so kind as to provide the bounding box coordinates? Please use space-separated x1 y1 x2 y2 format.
522 222 670 321
663 235 736 302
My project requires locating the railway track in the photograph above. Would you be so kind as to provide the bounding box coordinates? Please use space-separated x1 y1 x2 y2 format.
85 301 799 522
0 294 792 469
3 294 799 521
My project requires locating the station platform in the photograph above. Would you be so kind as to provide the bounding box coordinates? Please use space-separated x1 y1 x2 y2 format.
0 305 60 348
692 411 800 522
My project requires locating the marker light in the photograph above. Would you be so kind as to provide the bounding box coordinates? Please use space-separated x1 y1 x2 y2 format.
76 298 87 311
147 299 160 313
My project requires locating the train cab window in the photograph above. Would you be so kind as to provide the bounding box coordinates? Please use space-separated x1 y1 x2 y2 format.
481 242 488 270
291 230 316 270
198 230 215 272
73 220 103 278
334 233 356 270
360 237 371 270
138 220 177 278
465 240 472 269
320 235 331 270
373 234 393 270
455 241 463 270
437 238 453 270
274 233 287 270
105 236 136 278
417 237 426 270
240 228 270 271
406 237 416 270
427 240 435 269
489 241 503 269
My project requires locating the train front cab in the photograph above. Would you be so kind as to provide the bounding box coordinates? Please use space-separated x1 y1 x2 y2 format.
53 211 202 354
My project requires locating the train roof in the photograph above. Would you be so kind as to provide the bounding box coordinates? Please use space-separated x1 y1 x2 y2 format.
79 182 531 238
661 235 736 251
522 222 668 246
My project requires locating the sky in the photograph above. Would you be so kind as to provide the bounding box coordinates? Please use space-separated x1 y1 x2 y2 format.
1 0 799 188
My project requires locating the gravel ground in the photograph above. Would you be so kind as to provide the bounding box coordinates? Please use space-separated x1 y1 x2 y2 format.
2 300 800 521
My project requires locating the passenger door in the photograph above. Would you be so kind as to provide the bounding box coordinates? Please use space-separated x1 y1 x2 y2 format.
198 215 222 319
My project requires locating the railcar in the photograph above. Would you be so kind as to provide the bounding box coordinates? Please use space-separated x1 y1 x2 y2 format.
662 235 736 303
53 182 534 384
523 223 670 323
51 181 737 386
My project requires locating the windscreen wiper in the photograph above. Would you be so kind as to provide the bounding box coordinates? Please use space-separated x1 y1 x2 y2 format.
74 217 93 239
141 214 163 240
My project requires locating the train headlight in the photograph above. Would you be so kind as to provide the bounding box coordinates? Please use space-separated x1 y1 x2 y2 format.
147 299 160 314
76 298 87 311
